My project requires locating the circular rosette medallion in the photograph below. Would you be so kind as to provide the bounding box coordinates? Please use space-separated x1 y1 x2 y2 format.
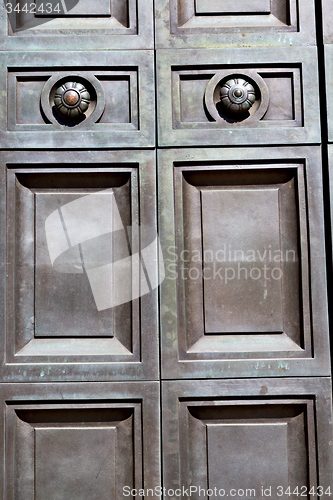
40 73 106 127
205 71 270 124
220 78 256 114
54 82 91 119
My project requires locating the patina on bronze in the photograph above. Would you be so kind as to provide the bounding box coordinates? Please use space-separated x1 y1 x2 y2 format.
54 81 91 119
220 77 256 114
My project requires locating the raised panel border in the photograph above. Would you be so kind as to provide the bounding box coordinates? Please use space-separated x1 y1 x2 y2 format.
162 378 333 500
322 0 333 44
0 150 159 382
0 0 154 50
158 146 330 379
325 45 333 142
0 381 160 499
157 47 321 147
155 0 316 49
0 50 155 149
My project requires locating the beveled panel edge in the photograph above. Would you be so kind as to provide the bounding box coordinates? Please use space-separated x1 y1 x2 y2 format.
161 378 333 500
0 381 161 499
156 46 321 147
155 0 316 49
158 146 330 379
0 0 154 50
0 150 159 382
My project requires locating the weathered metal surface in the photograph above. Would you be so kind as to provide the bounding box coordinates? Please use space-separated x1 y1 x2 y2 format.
0 50 155 149
0 0 154 50
156 47 320 147
325 45 333 143
158 146 330 379
0 381 160 499
155 0 316 49
0 150 159 382
0 0 332 496
162 378 333 500
322 0 333 44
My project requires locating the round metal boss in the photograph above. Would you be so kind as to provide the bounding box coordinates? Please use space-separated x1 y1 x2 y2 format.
220 78 256 114
54 81 91 119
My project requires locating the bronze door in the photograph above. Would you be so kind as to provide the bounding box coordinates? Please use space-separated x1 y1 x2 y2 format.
0 0 332 498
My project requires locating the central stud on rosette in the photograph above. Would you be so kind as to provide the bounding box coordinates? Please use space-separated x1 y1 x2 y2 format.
220 77 256 114
63 90 80 106
54 81 91 119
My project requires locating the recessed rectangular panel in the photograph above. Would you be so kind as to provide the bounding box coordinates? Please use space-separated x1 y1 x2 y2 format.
14 405 137 500
177 167 305 353
14 172 134 341
0 0 155 51
195 0 271 14
158 147 330 379
263 74 295 121
0 383 160 500
0 51 155 149
16 77 48 125
35 0 112 16
9 69 138 132
155 0 315 48
34 189 128 338
207 423 288 495
35 427 116 500
0 150 159 382
97 77 131 123
157 48 319 147
161 380 333 500
183 402 313 500
202 189 283 333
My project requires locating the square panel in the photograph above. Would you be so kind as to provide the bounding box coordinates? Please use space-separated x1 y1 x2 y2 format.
0 0 153 50
0 150 159 382
0 50 155 149
155 0 316 49
0 382 160 500
158 147 330 379
162 379 333 500
157 47 320 147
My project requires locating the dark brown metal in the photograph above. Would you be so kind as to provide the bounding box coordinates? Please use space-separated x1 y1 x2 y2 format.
0 150 159 382
0 1 332 497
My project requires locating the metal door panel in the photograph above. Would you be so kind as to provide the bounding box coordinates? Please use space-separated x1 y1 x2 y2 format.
157 47 320 147
322 0 332 44
325 45 333 142
162 378 333 500
0 50 155 149
0 381 160 500
155 0 316 49
0 150 159 382
0 0 154 50
158 146 330 379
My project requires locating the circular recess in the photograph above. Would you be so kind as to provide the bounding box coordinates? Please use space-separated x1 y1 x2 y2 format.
204 71 270 124
40 73 106 127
